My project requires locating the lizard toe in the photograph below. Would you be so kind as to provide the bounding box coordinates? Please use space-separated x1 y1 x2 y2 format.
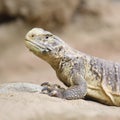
41 86 52 94
49 89 64 98
41 82 50 87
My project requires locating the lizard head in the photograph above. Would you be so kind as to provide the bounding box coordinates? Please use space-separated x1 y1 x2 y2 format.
25 28 66 62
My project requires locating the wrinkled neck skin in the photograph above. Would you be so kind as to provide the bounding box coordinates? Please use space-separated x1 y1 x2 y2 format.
40 44 69 70
42 44 84 70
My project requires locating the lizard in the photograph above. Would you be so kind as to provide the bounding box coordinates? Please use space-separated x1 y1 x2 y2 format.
25 28 120 106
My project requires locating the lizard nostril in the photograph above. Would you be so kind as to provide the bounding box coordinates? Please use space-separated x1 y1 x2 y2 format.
31 34 35 37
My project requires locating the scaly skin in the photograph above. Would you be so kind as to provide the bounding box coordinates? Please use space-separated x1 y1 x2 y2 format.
25 28 120 106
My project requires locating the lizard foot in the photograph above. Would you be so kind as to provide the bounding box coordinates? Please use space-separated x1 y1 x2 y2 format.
41 82 65 98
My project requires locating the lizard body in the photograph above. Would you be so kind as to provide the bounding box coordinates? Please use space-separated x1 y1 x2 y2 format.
25 28 120 106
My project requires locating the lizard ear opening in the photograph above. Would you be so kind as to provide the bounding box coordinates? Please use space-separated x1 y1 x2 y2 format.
58 46 63 52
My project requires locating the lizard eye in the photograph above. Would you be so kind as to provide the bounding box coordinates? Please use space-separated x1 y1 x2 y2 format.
45 34 52 39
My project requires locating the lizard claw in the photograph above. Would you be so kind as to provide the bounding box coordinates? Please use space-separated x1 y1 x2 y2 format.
40 82 65 98
49 89 63 98
41 82 50 86
41 86 52 94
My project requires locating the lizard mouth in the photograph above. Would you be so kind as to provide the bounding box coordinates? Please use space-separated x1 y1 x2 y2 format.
25 39 51 53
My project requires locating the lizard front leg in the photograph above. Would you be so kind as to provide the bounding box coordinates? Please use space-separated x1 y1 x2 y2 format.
41 82 65 98
41 75 87 100
63 80 87 100
62 74 87 100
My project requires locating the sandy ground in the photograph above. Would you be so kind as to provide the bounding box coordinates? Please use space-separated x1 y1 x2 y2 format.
0 92 120 120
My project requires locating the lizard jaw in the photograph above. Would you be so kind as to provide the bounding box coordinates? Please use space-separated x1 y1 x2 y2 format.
25 39 51 55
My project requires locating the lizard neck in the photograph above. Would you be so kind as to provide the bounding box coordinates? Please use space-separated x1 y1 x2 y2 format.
47 46 85 70
46 47 69 70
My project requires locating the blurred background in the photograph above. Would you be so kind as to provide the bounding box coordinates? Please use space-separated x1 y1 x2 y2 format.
0 0 120 85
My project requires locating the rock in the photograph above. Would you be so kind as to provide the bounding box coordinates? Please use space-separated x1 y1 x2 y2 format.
0 83 43 93
74 0 120 31
78 0 110 15
0 92 120 120
0 0 4 13
0 0 79 30
0 0 118 31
